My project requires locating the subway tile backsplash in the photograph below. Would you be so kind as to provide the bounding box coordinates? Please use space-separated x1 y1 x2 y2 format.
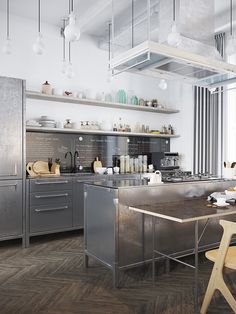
26 132 170 172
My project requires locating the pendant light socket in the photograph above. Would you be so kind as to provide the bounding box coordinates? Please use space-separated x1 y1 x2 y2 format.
3 0 12 55
33 0 45 55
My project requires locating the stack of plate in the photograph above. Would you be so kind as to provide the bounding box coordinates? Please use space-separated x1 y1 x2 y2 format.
38 116 56 128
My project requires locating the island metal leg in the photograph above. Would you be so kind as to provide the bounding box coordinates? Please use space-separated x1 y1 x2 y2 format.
152 216 156 284
194 220 199 314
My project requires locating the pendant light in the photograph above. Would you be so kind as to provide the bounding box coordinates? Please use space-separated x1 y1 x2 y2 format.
107 21 113 83
65 42 75 78
226 0 235 56
33 0 45 55
64 0 80 42
158 79 168 90
61 18 67 74
167 0 182 47
2 0 12 55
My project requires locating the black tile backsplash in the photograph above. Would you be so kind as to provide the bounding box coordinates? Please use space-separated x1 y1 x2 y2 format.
26 132 170 172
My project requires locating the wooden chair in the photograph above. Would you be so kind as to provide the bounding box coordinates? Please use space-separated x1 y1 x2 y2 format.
200 219 236 313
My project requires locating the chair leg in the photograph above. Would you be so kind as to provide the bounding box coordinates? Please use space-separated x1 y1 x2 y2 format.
219 279 236 313
200 274 216 314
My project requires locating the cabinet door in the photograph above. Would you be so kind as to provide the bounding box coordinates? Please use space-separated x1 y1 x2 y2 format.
73 176 106 228
0 77 23 179
0 180 22 237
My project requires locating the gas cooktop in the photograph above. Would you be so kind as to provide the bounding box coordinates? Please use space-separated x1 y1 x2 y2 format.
161 171 220 183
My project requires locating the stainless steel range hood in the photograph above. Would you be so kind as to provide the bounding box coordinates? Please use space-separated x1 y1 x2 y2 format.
110 40 236 88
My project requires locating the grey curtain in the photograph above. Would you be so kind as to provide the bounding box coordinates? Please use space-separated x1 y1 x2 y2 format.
193 33 225 175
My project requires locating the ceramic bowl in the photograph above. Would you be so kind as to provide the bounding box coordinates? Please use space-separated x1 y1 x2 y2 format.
95 167 107 174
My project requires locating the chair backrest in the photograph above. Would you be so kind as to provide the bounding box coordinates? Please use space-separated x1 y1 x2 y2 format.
214 220 236 272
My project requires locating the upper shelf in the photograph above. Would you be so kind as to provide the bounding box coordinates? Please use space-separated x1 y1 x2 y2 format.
26 91 179 114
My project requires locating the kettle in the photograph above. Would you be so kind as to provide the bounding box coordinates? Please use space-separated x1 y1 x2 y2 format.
144 170 162 184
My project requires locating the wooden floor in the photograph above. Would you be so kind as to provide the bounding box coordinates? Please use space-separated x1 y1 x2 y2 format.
0 232 235 314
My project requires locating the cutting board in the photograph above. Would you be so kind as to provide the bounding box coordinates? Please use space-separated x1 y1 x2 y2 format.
32 161 50 174
93 157 102 173
26 162 37 176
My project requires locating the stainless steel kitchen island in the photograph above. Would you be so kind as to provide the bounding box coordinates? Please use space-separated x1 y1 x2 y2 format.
84 179 236 288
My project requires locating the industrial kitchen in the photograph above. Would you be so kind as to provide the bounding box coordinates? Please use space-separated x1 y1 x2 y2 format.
1 1 236 314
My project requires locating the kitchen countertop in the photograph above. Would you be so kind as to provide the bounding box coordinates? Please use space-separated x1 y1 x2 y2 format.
129 198 236 223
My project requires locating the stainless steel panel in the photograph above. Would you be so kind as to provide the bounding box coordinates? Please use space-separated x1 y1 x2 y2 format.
30 190 72 206
73 176 107 227
0 180 22 236
85 185 116 266
30 202 73 233
30 178 72 192
0 77 23 179
118 180 236 267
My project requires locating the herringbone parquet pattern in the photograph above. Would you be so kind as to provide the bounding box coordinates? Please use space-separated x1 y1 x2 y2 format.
0 232 235 314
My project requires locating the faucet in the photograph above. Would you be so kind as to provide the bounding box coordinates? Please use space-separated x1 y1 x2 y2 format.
65 151 73 172
73 150 79 173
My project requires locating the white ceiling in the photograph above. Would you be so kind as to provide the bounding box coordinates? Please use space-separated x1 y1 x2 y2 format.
0 0 233 37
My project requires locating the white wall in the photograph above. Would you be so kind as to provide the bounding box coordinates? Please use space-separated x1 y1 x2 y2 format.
0 12 194 171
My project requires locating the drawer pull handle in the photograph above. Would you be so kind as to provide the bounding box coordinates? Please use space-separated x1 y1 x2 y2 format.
34 205 68 212
0 183 17 188
35 193 69 199
35 180 69 185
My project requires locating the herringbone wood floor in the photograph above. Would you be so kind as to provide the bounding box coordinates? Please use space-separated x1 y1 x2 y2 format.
0 232 235 314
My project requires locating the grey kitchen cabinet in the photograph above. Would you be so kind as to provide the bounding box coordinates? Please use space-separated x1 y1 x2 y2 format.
28 178 73 237
0 180 23 238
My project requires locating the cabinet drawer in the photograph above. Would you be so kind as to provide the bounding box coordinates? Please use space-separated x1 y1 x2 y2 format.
30 190 72 206
30 179 72 192
30 202 73 233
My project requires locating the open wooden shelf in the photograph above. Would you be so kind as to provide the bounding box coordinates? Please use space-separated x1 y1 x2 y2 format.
26 91 180 114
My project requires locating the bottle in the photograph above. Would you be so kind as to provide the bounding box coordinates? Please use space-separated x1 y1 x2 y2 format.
113 123 117 131
125 155 130 173
120 155 125 173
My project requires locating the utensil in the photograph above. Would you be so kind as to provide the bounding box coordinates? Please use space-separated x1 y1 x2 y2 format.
93 157 102 173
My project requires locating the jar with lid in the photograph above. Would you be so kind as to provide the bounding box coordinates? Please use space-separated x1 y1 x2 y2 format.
64 119 72 128
42 81 52 95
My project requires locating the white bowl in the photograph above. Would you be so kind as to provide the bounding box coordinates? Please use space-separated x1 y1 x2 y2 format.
95 167 107 174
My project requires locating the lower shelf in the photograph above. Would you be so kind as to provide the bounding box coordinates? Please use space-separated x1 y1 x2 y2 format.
26 126 180 138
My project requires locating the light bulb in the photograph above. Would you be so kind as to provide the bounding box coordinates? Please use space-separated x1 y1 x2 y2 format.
167 23 182 47
225 35 235 56
158 79 168 90
2 38 12 54
61 60 67 74
208 87 217 94
33 33 45 55
64 13 80 42
107 68 113 83
65 62 75 78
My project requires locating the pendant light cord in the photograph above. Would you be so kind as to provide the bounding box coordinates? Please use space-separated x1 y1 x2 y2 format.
63 19 66 61
131 0 134 48
108 22 111 68
69 42 71 63
6 0 10 38
173 0 176 22
230 0 233 36
38 0 41 33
